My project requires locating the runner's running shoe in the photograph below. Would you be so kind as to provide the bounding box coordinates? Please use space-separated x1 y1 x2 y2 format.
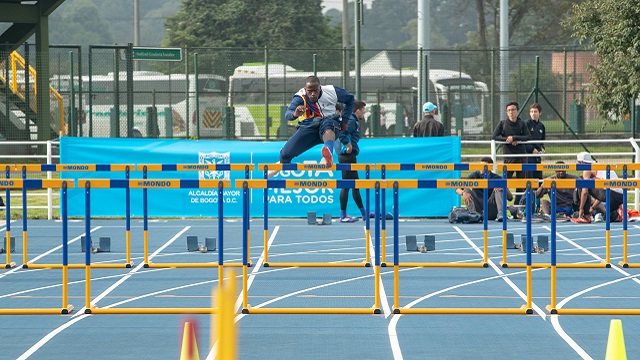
321 146 333 167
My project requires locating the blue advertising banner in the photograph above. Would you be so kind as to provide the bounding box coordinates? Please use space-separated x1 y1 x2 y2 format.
60 136 460 217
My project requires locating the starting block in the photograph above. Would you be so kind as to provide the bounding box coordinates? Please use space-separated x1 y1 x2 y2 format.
186 236 199 251
0 237 15 253
187 236 217 252
518 234 529 252
205 237 217 251
99 237 111 252
406 235 417 251
517 234 548 253
307 211 316 225
505 233 515 249
81 236 110 253
424 235 435 251
307 212 332 225
536 235 549 252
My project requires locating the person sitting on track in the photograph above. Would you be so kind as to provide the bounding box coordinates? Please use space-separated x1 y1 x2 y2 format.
455 157 513 221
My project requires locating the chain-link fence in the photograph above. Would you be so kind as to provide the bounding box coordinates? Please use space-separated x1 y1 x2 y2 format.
2 45 637 142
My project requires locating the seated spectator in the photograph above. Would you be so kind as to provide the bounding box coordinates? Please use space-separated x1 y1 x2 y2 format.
455 157 513 221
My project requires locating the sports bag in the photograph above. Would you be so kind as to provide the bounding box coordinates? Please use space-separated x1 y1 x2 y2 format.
448 207 482 224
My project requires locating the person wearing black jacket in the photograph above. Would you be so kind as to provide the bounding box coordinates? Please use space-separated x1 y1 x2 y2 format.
525 103 546 212
413 102 444 137
492 101 531 205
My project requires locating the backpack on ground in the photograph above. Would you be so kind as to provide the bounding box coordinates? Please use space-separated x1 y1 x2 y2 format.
448 207 482 224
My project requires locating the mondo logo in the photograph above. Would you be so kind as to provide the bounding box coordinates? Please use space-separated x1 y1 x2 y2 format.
138 181 172 187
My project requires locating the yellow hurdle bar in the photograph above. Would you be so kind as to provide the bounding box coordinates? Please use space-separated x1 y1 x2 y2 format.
0 307 74 315
7 164 135 172
130 263 243 269
138 163 254 172
554 309 640 315
396 307 531 315
500 262 609 269
26 263 131 269
263 262 369 268
397 262 487 268
236 179 381 189
89 307 218 315
243 307 376 314
257 163 370 171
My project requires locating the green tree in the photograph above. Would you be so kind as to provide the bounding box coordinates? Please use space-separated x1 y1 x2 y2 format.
49 0 113 47
563 0 640 122
460 0 584 49
164 0 340 49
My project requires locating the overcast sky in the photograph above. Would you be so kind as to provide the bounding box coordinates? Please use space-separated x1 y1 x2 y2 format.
322 0 373 12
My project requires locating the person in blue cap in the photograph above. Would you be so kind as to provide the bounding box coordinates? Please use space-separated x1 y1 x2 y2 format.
413 102 444 137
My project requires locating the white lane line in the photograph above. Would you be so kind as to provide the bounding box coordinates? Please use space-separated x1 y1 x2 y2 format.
83 226 191 309
545 228 640 360
454 226 547 318
387 226 548 360
370 232 391 317
0 226 102 280
16 315 89 360
17 226 190 359
207 226 279 360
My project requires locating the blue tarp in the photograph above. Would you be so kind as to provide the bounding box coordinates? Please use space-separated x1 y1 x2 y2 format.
60 136 461 217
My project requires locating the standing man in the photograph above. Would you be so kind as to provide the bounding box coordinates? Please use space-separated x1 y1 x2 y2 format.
337 100 367 222
279 76 354 168
455 157 513 221
492 101 531 205
525 103 546 212
413 102 444 137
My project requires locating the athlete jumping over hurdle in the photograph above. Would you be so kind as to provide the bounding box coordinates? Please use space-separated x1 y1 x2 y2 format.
270 76 354 177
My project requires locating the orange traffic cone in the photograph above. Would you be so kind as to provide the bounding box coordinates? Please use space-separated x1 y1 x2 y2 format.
180 321 200 360
605 319 627 360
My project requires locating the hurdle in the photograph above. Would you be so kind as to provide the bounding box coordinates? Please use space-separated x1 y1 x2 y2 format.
258 163 373 267
384 176 533 315
239 178 382 315
83 177 233 315
617 164 636 268
0 179 75 315
139 163 254 267
375 163 471 266
547 169 640 315
501 163 615 269
7 164 136 269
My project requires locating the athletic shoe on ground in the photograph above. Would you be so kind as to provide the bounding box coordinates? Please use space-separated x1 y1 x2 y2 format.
521 214 544 223
555 213 569 223
340 216 359 223
368 212 394 220
573 215 591 224
594 213 604 223
495 211 503 222
321 146 333 167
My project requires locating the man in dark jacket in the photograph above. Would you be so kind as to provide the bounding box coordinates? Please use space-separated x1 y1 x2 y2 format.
413 102 444 137
525 103 546 212
492 101 531 204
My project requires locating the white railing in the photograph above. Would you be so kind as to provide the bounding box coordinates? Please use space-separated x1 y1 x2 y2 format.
0 140 60 219
462 138 640 210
